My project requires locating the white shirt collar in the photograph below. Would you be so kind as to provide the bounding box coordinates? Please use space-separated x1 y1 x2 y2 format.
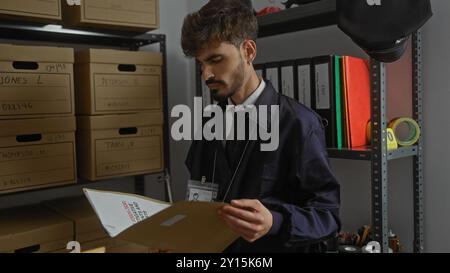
228 79 266 106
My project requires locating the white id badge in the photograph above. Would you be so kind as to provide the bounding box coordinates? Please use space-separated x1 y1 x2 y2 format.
186 178 219 202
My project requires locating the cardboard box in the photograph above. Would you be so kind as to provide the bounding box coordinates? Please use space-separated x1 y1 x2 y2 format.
0 0 61 23
77 112 164 181
75 48 163 115
84 188 238 253
106 239 154 253
43 196 108 244
115 201 239 253
0 205 73 253
81 238 109 253
63 0 159 31
50 238 110 253
0 44 75 119
49 238 153 253
0 117 77 194
43 196 158 253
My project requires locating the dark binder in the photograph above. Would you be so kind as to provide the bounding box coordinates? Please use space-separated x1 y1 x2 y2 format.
296 57 312 108
265 61 281 92
311 55 337 148
280 60 296 99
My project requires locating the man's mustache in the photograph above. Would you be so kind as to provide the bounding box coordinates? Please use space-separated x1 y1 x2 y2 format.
205 78 226 86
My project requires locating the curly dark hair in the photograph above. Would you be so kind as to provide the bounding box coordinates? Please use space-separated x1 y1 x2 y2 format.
181 0 258 57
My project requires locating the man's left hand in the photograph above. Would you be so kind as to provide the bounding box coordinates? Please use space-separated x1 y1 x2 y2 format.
218 199 273 243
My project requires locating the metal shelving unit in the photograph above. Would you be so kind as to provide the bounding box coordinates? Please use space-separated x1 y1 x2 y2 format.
257 0 337 37
194 0 423 253
327 146 418 161
0 22 172 201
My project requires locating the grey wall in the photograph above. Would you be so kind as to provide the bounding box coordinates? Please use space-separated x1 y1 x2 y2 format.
422 0 450 253
143 0 193 202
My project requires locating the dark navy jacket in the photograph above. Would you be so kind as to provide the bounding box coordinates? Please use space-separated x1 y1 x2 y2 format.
185 82 341 253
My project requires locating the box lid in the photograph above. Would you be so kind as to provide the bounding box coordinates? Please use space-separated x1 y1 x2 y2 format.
0 117 76 137
77 113 163 131
0 44 74 63
43 196 105 236
76 48 162 65
0 205 73 252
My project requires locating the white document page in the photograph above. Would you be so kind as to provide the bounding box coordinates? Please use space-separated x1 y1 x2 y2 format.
83 188 170 238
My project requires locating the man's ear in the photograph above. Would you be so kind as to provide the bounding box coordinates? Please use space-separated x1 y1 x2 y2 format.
242 40 257 64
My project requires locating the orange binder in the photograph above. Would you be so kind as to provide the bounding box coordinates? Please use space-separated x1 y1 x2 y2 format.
341 58 350 148
342 56 371 148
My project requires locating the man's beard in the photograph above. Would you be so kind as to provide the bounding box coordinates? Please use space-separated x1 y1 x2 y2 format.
210 58 245 103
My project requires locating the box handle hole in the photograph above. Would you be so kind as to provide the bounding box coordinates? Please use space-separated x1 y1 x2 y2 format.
13 61 39 70
119 127 138 135
16 134 42 143
118 64 137 72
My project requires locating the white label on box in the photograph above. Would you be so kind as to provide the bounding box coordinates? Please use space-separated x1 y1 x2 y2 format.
161 215 186 227
281 66 294 99
298 65 311 108
266 68 279 92
315 63 330 110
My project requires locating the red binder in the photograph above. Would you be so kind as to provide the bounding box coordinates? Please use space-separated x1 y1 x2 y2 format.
342 56 371 148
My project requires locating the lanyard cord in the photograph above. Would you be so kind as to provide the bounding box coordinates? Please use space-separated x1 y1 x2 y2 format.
221 140 251 202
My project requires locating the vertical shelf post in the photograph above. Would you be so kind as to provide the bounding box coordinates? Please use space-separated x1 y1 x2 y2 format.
159 35 174 203
159 35 171 174
412 30 424 253
133 34 172 200
370 60 389 253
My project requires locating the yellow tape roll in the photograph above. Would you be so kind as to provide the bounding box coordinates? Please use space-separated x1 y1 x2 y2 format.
388 118 421 146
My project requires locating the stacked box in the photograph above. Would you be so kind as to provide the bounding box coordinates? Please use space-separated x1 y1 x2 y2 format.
75 48 163 115
63 0 159 31
0 44 77 194
0 0 61 23
75 48 164 181
43 196 109 246
0 117 77 194
44 196 158 253
77 112 164 181
0 205 73 253
106 239 154 253
0 44 75 120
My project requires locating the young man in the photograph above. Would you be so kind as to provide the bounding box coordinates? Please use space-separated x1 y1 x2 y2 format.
182 0 340 252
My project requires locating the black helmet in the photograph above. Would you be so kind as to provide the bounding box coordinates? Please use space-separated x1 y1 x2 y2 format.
337 0 433 63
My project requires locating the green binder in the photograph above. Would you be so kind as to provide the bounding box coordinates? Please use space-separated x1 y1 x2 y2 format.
335 56 343 149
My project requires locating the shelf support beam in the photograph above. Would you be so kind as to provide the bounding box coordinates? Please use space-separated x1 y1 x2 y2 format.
370 60 389 253
412 30 424 253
